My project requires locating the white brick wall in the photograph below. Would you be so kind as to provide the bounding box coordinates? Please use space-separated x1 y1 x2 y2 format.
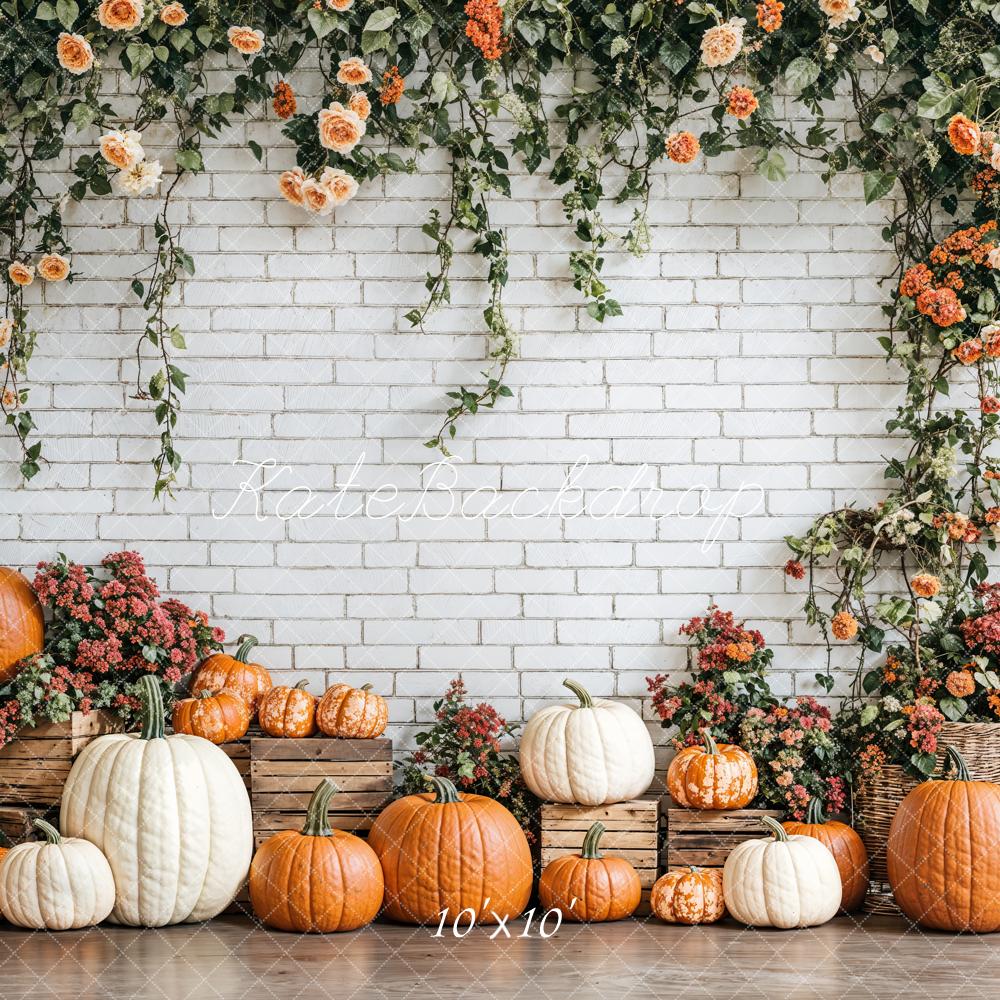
1 67 904 758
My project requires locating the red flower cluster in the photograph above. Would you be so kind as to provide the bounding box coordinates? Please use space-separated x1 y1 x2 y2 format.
961 583 1000 656
465 0 505 60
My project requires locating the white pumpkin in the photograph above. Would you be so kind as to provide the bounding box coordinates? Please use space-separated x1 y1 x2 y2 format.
519 679 655 805
60 674 253 927
0 819 115 930
723 816 842 929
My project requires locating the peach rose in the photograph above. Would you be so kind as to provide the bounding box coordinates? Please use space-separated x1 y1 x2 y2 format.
227 25 264 55
97 0 144 30
318 101 366 154
348 92 371 121
301 178 333 216
160 2 188 25
0 318 14 349
99 129 144 170
321 167 359 206
56 32 94 75
337 56 373 86
327 0 353 9
700 17 744 68
1 388 17 410
38 254 70 282
8 262 34 287
278 167 306 206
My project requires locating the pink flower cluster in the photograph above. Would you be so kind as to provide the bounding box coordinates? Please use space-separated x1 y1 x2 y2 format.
905 702 944 753
960 583 1000 656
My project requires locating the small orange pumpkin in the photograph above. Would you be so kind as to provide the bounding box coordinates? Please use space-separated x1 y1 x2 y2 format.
667 730 758 809
651 866 725 924
191 634 273 717
258 679 317 738
537 822 642 922
172 689 250 745
0 568 44 683
783 797 869 913
317 682 388 739
249 778 384 932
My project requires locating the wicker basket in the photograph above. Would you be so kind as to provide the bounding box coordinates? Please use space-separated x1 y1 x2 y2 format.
856 721 1000 913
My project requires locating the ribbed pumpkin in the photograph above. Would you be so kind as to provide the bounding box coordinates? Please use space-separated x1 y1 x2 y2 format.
650 866 725 925
258 679 318 738
667 730 758 809
249 778 384 932
783 798 869 913
191 634 273 717
0 567 44 682
172 689 250 745
537 822 641 922
368 775 532 925
888 747 1000 932
317 682 388 739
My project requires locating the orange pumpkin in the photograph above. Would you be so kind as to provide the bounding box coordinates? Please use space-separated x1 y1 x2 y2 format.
368 775 532 925
537 822 641 922
249 778 384 932
651 866 725 924
888 747 1000 932
317 682 388 739
783 797 869 913
258 679 317 738
0 568 44 683
171 689 250 745
191 634 272 717
667 730 758 809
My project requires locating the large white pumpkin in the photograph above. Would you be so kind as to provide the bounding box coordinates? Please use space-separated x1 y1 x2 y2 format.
723 816 842 929
519 679 655 805
0 819 115 930
60 674 253 927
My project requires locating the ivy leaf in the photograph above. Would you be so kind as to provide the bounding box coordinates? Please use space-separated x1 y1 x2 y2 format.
361 30 391 54
939 695 968 722
658 39 690 75
982 46 1000 76
125 42 154 76
909 0 928 10
70 101 95 131
871 112 896 134
916 87 956 120
363 8 399 32
862 669 882 694
306 8 337 39
757 148 786 182
55 0 78 29
863 170 896 204
411 10 433 40
35 1 56 18
784 56 820 93
175 148 203 172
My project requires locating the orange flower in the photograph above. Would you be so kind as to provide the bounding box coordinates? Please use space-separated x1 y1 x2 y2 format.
947 114 980 156
336 56 372 86
982 396 1000 415
989 690 1000 718
97 0 143 30
327 0 353 8
320 167 359 206
160 2 187 25
227 25 264 55
273 81 296 120
985 506 1000 524
56 32 94 74
380 66 405 106
7 262 34 287
37 254 70 282
756 0 783 31
1 388 17 410
465 0 506 60
99 129 144 170
726 86 758 121
725 640 754 663
318 101 365 154
666 131 700 164
348 92 371 122
914 286 965 327
945 669 976 699
899 263 933 298
951 338 983 365
831 611 858 641
278 167 306 207
301 177 333 216
910 573 940 598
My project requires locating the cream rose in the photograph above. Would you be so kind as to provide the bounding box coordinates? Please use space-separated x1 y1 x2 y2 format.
348 92 371 122
227 25 265 55
700 17 745 68
116 159 163 196
97 0 144 30
318 102 366 154
160 2 188 25
301 178 334 216
99 129 145 170
321 167 359 206
278 167 306 206
0 318 14 348
818 0 860 28
56 32 94 74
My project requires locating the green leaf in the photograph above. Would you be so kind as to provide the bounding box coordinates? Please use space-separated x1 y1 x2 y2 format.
363 8 398 31
862 669 882 694
871 112 896 134
411 10 433 40
125 42 154 76
658 39 690 75
784 57 820 94
70 101 95 131
908 0 928 13
863 170 896 204
757 148 786 182
939 695 968 722
35 1 56 19
55 0 78 29
361 29 391 54
982 46 1000 76
916 87 956 120
175 148 203 172
911 751 937 775
307 7 337 39
859 704 879 726
248 140 263 162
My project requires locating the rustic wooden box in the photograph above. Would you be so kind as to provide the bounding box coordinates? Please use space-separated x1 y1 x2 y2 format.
540 798 660 916
662 802 784 870
249 735 393 849
220 735 251 792
0 710 122 807
0 805 51 845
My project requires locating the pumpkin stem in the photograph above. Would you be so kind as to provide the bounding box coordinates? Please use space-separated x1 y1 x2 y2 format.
762 816 789 842
688 866 700 873
581 821 605 859
235 634 259 663
945 746 972 782
33 818 61 845
301 778 338 837
424 774 461 804
360 683 373 692
701 729 719 756
293 679 310 690
805 798 827 825
197 690 215 700
139 674 165 741
563 678 594 708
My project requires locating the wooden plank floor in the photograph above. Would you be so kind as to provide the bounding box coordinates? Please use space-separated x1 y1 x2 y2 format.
0 914 997 999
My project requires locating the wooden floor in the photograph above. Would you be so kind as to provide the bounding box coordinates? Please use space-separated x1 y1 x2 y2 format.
0 913 997 999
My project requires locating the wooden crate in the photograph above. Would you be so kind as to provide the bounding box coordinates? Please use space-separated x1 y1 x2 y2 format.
662 802 784 870
220 735 251 791
0 805 51 845
250 736 393 848
0 710 122 807
540 798 660 916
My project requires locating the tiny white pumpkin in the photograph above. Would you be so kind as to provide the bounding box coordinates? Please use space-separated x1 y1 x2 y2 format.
0 819 115 930
519 678 655 805
723 816 842 929
60 674 253 927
